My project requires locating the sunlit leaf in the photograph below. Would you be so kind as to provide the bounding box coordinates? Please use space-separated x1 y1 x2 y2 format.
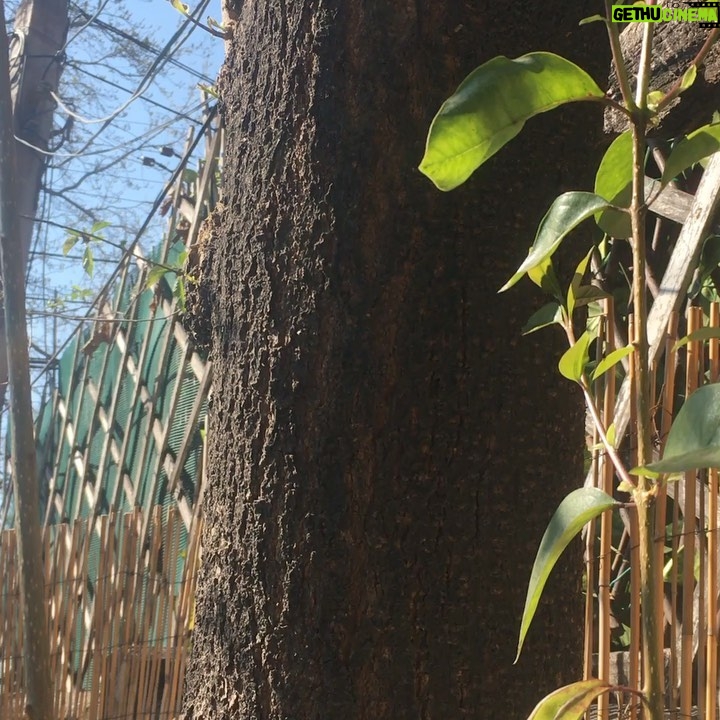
170 0 190 15
63 234 79 255
517 488 619 661
594 131 632 238
579 14 606 25
607 422 616 448
501 192 610 292
646 90 665 112
90 220 111 236
662 123 720 185
567 247 594 316
527 679 611 720
173 275 187 311
673 326 720 351
522 303 564 335
146 264 169 289
681 64 698 92
197 83 219 98
642 384 720 473
558 330 594 382
207 16 226 31
591 344 634 381
419 52 604 191
82 246 94 278
528 255 563 301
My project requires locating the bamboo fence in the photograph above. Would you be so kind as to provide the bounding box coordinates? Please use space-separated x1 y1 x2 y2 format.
587 302 720 720
0 506 201 719
0 99 220 719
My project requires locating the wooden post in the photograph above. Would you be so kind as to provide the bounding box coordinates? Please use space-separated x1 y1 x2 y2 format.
0 2 54 718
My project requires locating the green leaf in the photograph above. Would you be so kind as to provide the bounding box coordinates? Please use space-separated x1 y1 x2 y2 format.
617 478 635 493
501 192 610 292
173 275 187 311
419 52 605 191
673 326 720 351
579 14 606 25
594 131 633 238
63 234 79 255
90 220 111 236
607 422 617 448
642 384 720 473
207 16 226 31
527 679 611 720
572 285 611 308
681 64 698 92
591 344 634 381
517 488 619 661
170 0 190 15
558 330 594 382
522 303 564 335
197 83 219 98
567 247 594 316
646 90 665 112
662 123 720 186
146 264 169 289
527 255 563 301
82 246 94 278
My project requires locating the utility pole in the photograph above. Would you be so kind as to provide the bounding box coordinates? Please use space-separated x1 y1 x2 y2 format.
0 1 68 718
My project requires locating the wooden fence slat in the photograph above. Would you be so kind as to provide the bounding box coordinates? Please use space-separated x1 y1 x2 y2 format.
0 507 200 719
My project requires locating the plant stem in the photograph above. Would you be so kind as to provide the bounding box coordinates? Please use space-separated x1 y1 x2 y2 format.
603 0 635 111
630 20 663 720
580 380 635 490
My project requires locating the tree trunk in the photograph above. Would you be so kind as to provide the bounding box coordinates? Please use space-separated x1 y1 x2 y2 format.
184 3 610 718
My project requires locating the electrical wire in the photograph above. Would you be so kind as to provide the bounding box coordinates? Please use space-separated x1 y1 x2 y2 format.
50 0 213 130
30 104 218 384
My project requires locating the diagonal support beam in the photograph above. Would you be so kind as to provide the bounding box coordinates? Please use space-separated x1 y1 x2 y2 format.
587 152 720 484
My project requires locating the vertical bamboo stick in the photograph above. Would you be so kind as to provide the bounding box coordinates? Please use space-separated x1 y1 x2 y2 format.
599 303 615 720
629 509 641 720
681 307 701 718
657 312 680 702
628 314 641 714
707 302 720 720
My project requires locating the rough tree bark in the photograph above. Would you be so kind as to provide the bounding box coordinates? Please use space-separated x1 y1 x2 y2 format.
185 2 610 719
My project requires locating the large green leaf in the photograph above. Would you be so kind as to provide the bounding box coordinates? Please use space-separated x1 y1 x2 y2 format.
558 330 594 382
501 192 610 291
527 680 611 720
419 52 605 191
522 303 564 335
661 123 720 186
594 131 632 238
591 344 634 381
642 383 720 474
528 255 563 301
517 487 619 661
673 326 720 351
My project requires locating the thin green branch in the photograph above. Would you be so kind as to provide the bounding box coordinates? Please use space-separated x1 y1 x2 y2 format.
604 0 636 111
580 380 637 491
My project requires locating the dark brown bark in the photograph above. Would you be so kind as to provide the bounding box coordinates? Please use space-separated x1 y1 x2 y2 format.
184 3 610 719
